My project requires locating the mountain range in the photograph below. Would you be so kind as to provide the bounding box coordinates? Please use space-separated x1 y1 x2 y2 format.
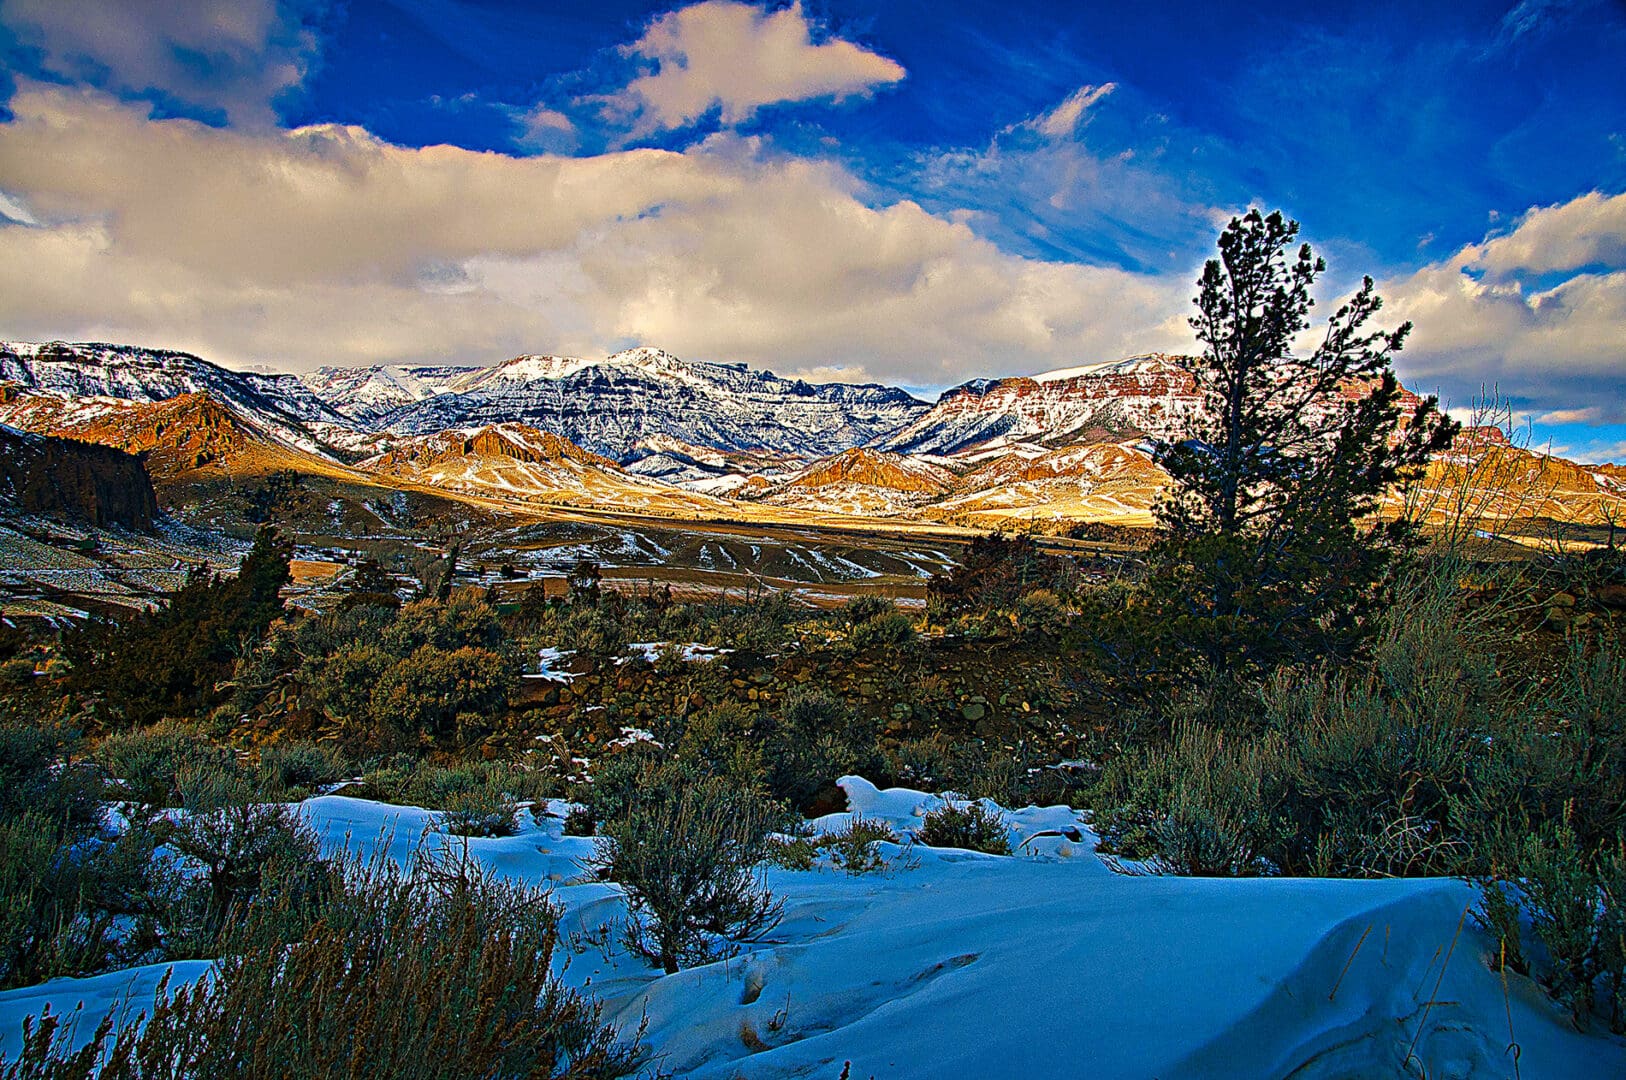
1 339 1621 532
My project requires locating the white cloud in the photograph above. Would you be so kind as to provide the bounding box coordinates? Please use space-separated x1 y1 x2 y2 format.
0 0 318 126
1382 190 1626 422
1032 83 1115 140
600 1 905 134
1536 407 1605 424
0 85 1191 385
1464 190 1626 277
511 104 577 153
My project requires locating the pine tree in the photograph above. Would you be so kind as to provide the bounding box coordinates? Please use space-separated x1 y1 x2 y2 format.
1149 209 1456 671
64 526 293 725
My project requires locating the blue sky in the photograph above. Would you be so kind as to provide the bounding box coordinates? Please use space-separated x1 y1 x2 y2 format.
1 0 1623 460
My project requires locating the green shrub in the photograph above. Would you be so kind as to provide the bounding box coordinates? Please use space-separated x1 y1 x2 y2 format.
439 781 520 837
821 816 901 875
562 805 596 837
164 769 326 945
2 849 640 1079
843 595 890 626
256 742 350 797
595 768 784 973
915 801 1011 856
1015 589 1068 636
763 834 819 871
849 611 916 652
95 727 238 815
1518 823 1606 1027
763 688 879 813
0 716 97 829
60 527 292 728
370 644 510 741
0 813 61 989
675 701 767 791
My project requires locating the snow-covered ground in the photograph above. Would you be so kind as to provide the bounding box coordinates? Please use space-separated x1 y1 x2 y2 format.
3 778 1620 1077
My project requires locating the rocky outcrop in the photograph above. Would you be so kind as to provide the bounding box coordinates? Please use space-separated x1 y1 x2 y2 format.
784 448 953 494
367 424 619 472
0 424 159 530
68 392 269 475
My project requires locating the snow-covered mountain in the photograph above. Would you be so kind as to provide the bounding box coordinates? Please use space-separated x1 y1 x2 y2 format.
375 347 928 460
11 338 1620 529
0 341 345 455
877 354 1203 456
297 364 477 425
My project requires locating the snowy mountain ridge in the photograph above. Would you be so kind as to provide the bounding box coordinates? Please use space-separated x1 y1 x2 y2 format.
376 346 929 460
0 341 346 457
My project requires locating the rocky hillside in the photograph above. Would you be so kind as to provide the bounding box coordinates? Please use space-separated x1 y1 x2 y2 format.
756 448 956 515
878 355 1202 455
0 424 159 530
0 341 344 455
929 442 1169 528
360 423 733 516
377 348 928 459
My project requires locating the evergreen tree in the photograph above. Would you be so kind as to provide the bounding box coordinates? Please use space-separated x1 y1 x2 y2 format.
1148 210 1457 670
64 526 293 726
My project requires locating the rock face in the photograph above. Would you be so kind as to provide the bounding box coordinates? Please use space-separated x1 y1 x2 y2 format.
378 348 928 459
927 442 1170 528
0 423 159 530
0 389 304 479
367 424 619 473
878 355 1202 455
756 447 956 515
783 448 953 494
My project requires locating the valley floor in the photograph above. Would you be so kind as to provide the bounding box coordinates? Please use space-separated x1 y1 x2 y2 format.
3 779 1619 1079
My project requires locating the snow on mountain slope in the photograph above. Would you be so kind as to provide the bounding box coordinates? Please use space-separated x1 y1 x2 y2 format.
0 341 344 455
877 354 1201 456
380 347 928 460
10 781 1616 1079
298 364 475 425
359 422 735 516
622 433 805 486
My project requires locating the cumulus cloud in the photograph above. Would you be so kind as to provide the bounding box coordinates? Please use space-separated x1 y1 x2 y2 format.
0 85 1190 385
1465 190 1626 277
601 1 905 134
1383 190 1626 422
0 0 319 126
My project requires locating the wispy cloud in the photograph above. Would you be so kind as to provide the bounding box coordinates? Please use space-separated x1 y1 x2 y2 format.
1030 83 1115 140
912 84 1225 272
